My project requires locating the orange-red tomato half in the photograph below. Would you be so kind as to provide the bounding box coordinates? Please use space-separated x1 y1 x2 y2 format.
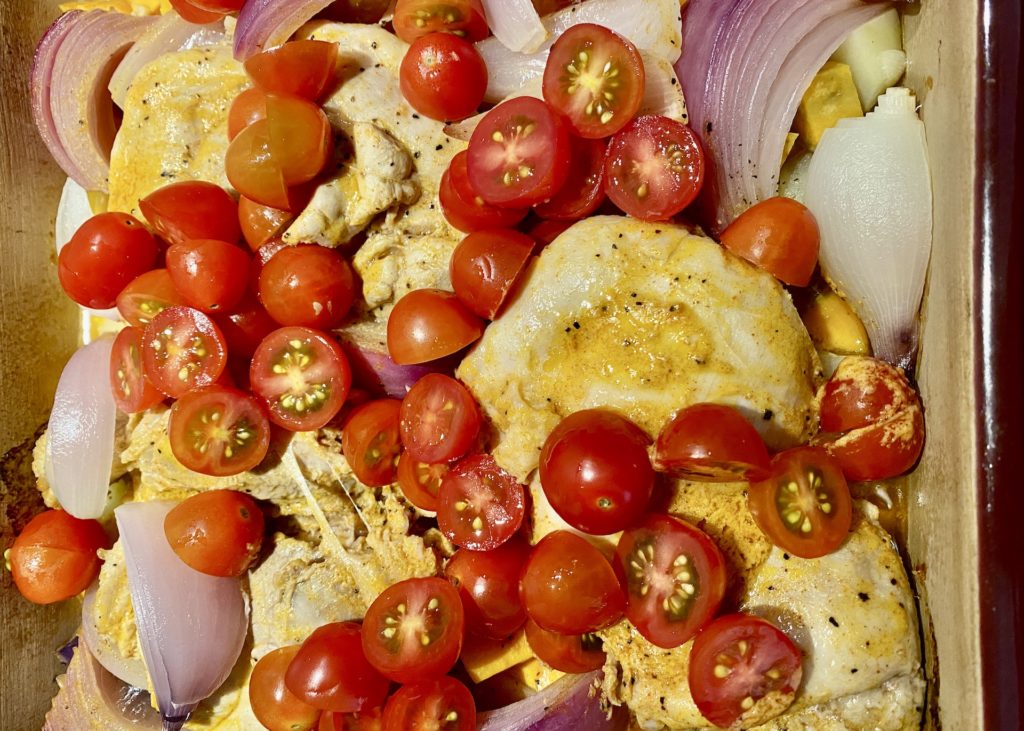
245 41 340 101
163 490 264 577
393 0 488 44
524 619 606 674
386 289 485 365
720 197 820 287
250 646 322 731
449 228 534 320
399 32 487 122
139 180 241 247
110 326 164 414
168 385 271 477
286 622 390 712
342 399 403 486
654 403 772 482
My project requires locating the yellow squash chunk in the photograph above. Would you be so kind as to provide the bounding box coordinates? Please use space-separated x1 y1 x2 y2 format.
793 61 863 150
461 629 535 684
801 288 870 356
781 132 799 165
508 657 566 692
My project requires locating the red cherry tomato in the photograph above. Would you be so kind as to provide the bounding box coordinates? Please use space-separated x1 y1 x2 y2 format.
605 115 705 221
166 238 250 313
439 151 529 233
527 218 573 247
815 356 925 481
58 212 159 309
449 228 534 319
239 195 294 251
542 24 645 139
168 385 271 476
228 88 267 141
258 244 355 329
251 647 322 731
523 619 605 674
266 94 334 186
188 0 242 12
467 97 572 208
142 306 228 397
613 514 726 649
380 676 476 731
653 403 772 482
720 197 820 287
437 454 525 551
386 289 485 366
341 399 403 486
393 0 488 43
226 119 306 211
213 292 279 359
520 530 625 634
399 374 480 464
8 510 110 605
320 709 382 731
116 268 186 329
169 0 223 24
539 409 655 536
286 622 390 712
688 614 803 729
444 538 529 639
361 577 464 683
400 33 487 122
163 490 264 577
139 181 241 247
245 41 339 101
534 136 608 221
748 447 853 559
396 453 449 512
110 326 164 414
250 326 352 431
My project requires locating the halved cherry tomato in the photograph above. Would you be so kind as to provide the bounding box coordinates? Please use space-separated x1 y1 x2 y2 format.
444 538 529 639
748 447 853 559
240 196 294 251
214 292 279 359
542 24 645 139
534 136 608 221
189 0 242 12
258 244 356 329
163 490 264 577
110 326 164 414
166 239 250 313
286 622 390 712
380 676 476 731
439 151 529 233
168 385 271 476
605 115 705 221
613 514 726 649
815 356 925 481
539 409 655 536
116 269 185 329
169 0 223 24
467 97 572 208
400 33 487 122
688 614 803 729
527 218 573 247
361 577 464 683
251 646 322 731
58 212 159 309
341 399 403 486
320 0 392 23
228 88 267 141
386 289 485 366
437 454 525 551
399 374 480 464
139 181 241 247
142 306 228 397
653 403 771 482
449 228 534 319
226 119 292 210
266 94 334 186
520 530 625 634
393 0 488 44
396 453 448 512
320 709 382 731
8 510 110 605
250 326 352 431
523 619 605 674
720 197 820 287
245 41 339 101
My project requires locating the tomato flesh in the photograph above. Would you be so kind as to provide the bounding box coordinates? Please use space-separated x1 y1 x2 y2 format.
524 619 605 674
449 228 534 319
166 238 251 314
258 244 356 329
654 403 772 482
245 41 339 101
110 326 164 414
142 306 228 398
397 453 449 512
163 490 264 577
169 0 223 24
266 94 334 186
444 538 529 639
240 196 293 251
393 0 488 44
437 454 525 551
225 119 294 211
116 268 185 329
386 289 485 366
320 709 382 731
286 622 390 712
399 374 480 464
342 399 403 486
400 33 487 122
139 181 241 247
251 647 322 731
439 151 529 233
380 676 476 731
168 385 271 477
534 136 608 221
721 197 820 287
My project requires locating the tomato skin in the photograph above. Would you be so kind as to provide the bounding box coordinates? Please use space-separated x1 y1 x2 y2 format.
8 510 110 605
449 228 534 319
444 538 529 639
439 152 529 233
168 385 272 476
239 196 293 251
527 218 573 247
520 530 625 634
265 94 334 186
166 238 250 314
342 399 403 486
226 119 294 211
117 268 186 329
539 409 655 536
381 676 476 731
258 244 356 329
534 136 608 221
688 614 803 729
110 326 165 414
58 212 159 309
393 0 488 43
286 622 390 712
613 515 726 649
523 619 606 674
361 577 465 684
386 289 485 366
163 490 264 577
169 0 223 24
214 292 279 359
142 306 228 398
139 181 242 247
320 709 382 731
245 41 339 101
654 403 772 482
748 447 853 559
228 88 267 141
400 33 487 122
399 374 480 464
250 646 322 731
437 454 526 551
189 0 243 12
397 453 448 512
720 197 820 287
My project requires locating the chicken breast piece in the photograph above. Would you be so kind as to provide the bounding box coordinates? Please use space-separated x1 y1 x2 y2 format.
458 217 822 480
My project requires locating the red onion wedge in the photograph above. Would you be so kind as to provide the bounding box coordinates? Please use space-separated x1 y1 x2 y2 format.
481 0 547 53
44 336 118 520
478 671 629 731
234 0 336 60
116 501 248 730
31 10 158 192
675 0 889 235
342 341 453 399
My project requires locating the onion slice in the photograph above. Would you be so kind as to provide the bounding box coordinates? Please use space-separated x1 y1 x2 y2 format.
82 583 151 690
343 342 453 398
480 0 547 53
45 337 118 520
478 671 629 731
233 0 336 60
116 501 248 729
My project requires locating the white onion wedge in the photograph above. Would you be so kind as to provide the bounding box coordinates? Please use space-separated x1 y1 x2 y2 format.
481 0 547 53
